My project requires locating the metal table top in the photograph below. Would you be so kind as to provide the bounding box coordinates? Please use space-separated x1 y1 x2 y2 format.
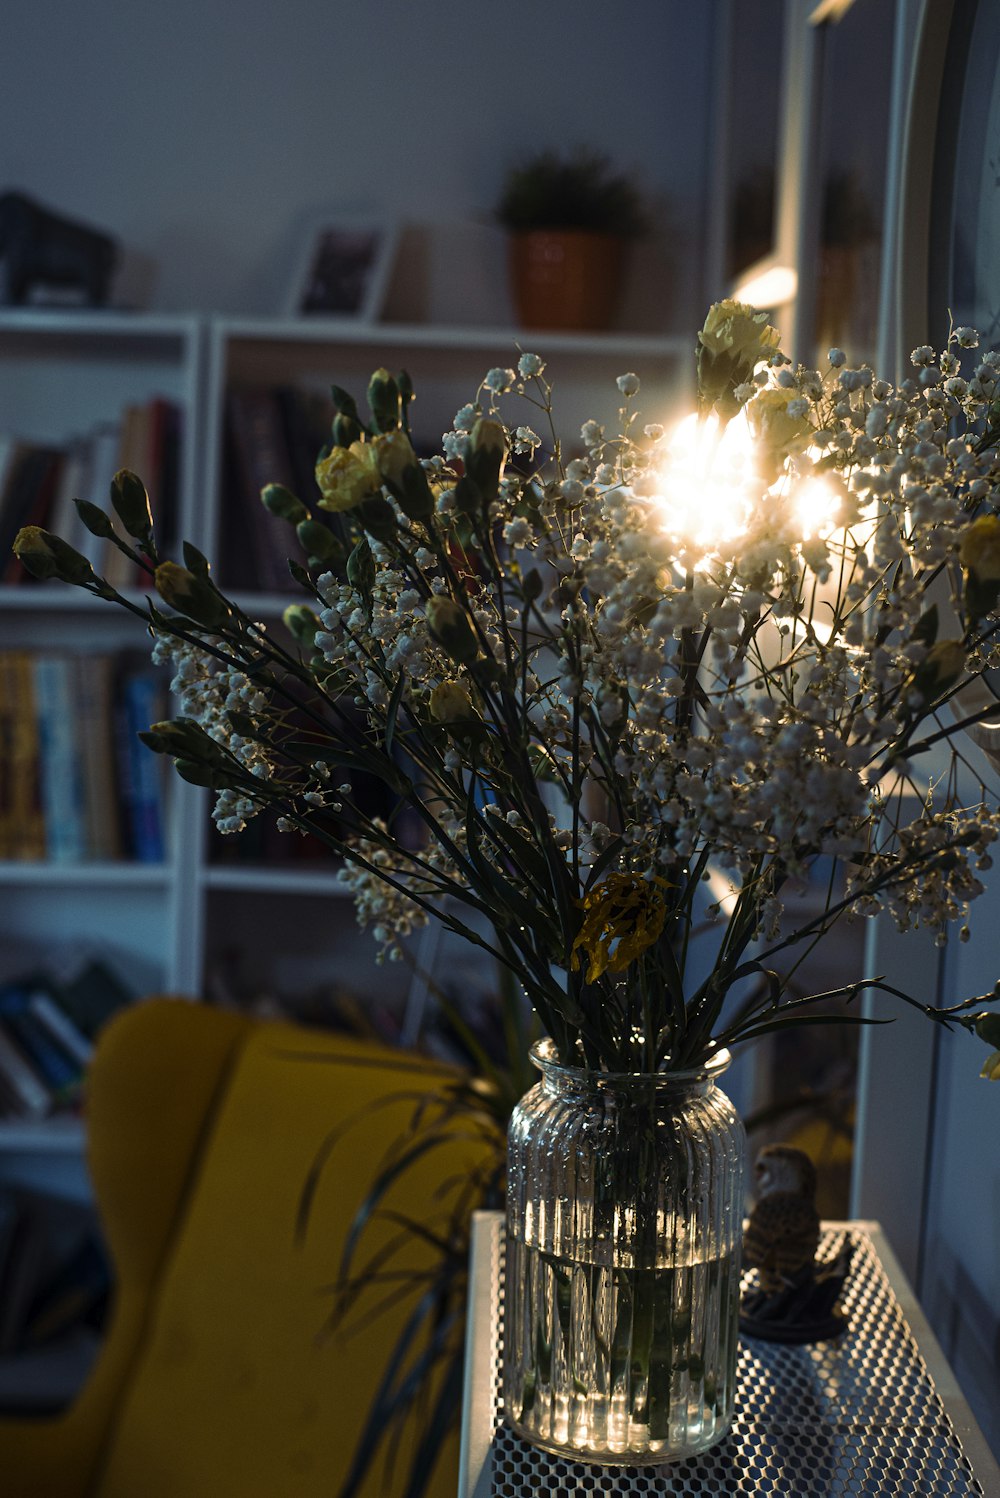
459 1213 1000 1497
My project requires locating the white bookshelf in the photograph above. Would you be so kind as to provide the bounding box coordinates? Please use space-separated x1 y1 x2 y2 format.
0 310 695 1158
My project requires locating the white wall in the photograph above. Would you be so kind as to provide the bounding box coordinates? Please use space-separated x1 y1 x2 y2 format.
0 0 716 323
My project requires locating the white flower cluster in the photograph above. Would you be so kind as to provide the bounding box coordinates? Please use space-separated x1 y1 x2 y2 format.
303 328 1000 952
151 630 276 835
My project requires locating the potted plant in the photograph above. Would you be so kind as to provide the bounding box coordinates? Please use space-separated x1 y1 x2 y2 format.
495 148 647 331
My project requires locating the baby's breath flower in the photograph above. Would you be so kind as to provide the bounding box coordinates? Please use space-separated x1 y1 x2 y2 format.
484 367 515 393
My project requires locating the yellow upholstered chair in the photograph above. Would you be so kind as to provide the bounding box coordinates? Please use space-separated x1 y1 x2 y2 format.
0 997 494 1498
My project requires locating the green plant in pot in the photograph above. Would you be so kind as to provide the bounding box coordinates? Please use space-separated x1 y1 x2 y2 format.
495 147 647 331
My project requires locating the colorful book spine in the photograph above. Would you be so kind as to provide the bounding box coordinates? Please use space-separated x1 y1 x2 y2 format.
116 668 166 862
74 654 123 860
32 655 87 864
3 651 45 860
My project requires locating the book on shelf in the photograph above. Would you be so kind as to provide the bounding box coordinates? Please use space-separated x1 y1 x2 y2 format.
0 651 45 861
25 991 93 1070
0 649 167 863
0 988 84 1104
33 655 88 865
74 654 123 861
0 1027 51 1121
225 387 301 593
115 665 166 863
0 445 64 582
0 396 182 591
1 448 64 585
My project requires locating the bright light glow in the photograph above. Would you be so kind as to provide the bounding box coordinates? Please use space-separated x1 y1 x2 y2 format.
650 411 757 552
793 475 842 539
732 263 798 310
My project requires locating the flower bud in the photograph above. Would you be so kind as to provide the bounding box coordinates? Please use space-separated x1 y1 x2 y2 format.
74 500 117 541
332 412 362 449
367 368 401 433
13 526 96 586
373 430 434 520
346 536 376 600
139 719 208 756
283 603 321 648
465 418 507 507
12 526 60 580
295 518 343 564
425 595 479 664
111 469 153 539
154 560 231 629
262 484 309 525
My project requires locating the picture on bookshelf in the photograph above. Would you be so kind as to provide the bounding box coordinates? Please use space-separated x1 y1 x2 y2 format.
285 215 397 321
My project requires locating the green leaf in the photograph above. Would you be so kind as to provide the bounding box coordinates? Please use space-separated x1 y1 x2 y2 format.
912 603 939 648
729 1013 889 1046
384 672 407 758
465 790 555 940
583 836 625 892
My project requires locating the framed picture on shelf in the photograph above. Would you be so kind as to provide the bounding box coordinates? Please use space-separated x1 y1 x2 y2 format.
285 214 397 321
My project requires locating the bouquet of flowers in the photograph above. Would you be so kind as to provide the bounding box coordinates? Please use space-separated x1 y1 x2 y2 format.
15 299 1000 1081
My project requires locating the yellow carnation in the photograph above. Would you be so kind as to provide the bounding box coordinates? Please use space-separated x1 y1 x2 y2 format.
959 515 1000 582
698 299 780 364
428 679 476 722
746 386 812 467
373 430 418 489
315 440 381 513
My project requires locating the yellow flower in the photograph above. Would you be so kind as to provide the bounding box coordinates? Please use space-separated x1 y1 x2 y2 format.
698 300 780 365
981 1048 1000 1082
315 440 381 513
746 386 812 468
571 872 670 985
373 430 418 489
428 679 476 722
959 515 1000 582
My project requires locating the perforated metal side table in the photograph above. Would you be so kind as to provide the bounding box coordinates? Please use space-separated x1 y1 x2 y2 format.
459 1212 1000 1497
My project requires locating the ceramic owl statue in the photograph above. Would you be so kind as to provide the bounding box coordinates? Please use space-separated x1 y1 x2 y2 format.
740 1143 853 1344
743 1144 821 1293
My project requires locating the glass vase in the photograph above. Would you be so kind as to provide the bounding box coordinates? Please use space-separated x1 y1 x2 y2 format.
504 1039 746 1464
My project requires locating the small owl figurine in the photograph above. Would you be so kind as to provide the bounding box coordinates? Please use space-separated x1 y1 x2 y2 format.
743 1144 821 1295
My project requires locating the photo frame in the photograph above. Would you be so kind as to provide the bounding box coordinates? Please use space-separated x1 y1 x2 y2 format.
285 214 398 321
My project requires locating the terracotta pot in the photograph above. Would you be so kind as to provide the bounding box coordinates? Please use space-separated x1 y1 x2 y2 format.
508 230 626 332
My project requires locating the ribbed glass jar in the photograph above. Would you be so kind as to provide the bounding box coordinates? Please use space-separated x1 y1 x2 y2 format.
504 1039 746 1464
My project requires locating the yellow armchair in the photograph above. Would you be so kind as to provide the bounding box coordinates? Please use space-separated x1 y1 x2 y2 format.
0 998 492 1498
